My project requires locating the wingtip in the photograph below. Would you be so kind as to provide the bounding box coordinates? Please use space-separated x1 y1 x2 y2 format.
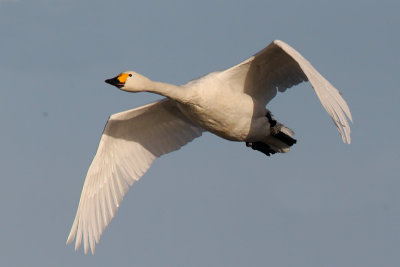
342 130 351 145
348 113 354 124
66 231 75 246
343 134 351 144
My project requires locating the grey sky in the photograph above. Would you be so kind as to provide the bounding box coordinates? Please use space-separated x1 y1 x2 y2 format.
1 0 399 266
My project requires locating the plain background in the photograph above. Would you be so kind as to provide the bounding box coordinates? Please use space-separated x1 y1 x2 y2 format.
1 0 399 266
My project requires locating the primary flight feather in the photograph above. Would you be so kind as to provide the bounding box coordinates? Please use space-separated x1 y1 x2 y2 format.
67 40 352 254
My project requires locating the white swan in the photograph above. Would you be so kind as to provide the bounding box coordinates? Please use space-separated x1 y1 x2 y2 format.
66 40 352 254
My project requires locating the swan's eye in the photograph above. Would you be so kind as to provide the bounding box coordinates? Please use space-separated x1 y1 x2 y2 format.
129 74 132 77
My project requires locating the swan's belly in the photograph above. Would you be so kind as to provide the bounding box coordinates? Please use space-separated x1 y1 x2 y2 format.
177 91 267 141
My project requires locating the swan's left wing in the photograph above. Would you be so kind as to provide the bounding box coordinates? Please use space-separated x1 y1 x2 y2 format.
218 40 352 144
66 99 203 254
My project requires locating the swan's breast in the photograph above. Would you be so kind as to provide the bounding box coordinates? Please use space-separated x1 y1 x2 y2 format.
177 87 267 141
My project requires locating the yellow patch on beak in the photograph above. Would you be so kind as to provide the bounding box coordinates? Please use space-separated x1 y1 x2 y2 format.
117 73 130 84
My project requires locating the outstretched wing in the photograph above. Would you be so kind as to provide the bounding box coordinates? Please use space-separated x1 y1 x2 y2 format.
218 40 352 143
66 99 203 254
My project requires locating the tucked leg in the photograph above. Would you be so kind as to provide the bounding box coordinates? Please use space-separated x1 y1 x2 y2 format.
245 112 297 156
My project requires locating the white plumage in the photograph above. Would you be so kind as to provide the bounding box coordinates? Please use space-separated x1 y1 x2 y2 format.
67 40 352 254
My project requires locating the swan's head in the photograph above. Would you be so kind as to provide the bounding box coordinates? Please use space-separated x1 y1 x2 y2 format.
105 71 150 92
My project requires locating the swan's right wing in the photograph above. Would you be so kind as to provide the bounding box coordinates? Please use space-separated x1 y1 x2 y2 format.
66 99 203 254
218 40 352 144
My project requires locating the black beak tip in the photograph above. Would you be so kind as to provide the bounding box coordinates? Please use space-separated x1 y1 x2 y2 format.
105 77 123 88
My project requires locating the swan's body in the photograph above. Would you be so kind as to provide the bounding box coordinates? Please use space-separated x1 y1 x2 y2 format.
179 75 266 141
67 40 352 254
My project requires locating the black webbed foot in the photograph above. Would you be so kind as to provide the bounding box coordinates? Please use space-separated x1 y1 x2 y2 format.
273 132 297 146
246 142 277 156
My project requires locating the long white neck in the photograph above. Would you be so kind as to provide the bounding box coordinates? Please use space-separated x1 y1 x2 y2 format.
149 81 189 102
124 78 190 103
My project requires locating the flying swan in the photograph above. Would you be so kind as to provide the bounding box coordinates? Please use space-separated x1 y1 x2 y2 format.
67 40 352 254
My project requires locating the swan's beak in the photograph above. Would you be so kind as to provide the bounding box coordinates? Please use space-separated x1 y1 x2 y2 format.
105 76 124 89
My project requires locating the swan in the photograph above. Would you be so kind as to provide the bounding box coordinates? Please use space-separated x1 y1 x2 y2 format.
66 40 352 254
